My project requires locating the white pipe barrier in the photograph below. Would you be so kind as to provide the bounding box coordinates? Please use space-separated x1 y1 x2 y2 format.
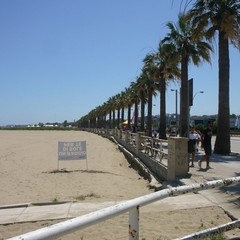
175 219 240 240
8 177 240 240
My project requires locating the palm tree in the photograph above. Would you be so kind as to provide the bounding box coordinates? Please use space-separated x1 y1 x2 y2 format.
94 106 102 128
106 97 113 129
162 13 212 137
97 104 106 128
142 53 158 137
130 81 141 132
114 93 122 128
88 109 97 128
120 90 126 125
111 95 117 128
123 87 134 130
187 0 240 154
155 43 180 139
135 74 148 132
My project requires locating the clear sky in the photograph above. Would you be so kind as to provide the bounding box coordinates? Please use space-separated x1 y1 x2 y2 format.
0 0 239 126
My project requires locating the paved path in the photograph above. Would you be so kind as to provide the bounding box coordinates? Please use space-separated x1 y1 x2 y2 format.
0 194 219 226
179 136 240 225
181 152 240 221
181 136 240 221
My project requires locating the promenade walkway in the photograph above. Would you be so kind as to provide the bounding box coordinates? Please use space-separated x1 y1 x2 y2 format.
180 136 240 222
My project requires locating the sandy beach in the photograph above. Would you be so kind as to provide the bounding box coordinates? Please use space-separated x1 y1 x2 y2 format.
0 130 239 239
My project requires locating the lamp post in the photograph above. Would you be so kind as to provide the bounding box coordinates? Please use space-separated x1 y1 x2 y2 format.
193 91 204 101
189 91 204 125
171 89 179 127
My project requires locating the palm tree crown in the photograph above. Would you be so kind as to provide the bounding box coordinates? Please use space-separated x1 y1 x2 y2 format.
162 13 212 137
187 0 240 154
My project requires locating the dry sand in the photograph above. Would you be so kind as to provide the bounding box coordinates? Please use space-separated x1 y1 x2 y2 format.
0 130 239 240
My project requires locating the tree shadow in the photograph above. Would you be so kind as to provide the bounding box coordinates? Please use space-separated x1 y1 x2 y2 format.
210 153 240 163
218 172 240 202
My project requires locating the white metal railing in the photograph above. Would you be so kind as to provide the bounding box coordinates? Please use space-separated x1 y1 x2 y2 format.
175 219 240 240
141 135 168 162
9 177 240 240
129 132 137 147
88 128 169 162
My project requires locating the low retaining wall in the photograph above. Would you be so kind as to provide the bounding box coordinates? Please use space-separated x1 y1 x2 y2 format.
86 128 190 182
115 136 167 180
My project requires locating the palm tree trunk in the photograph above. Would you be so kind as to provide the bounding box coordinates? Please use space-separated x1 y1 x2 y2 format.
112 110 115 129
140 94 145 132
134 102 138 131
104 115 107 128
214 31 230 154
121 107 124 123
109 111 112 129
180 54 189 137
117 108 120 128
159 78 167 139
92 118 95 128
147 88 153 137
100 116 103 128
127 105 131 130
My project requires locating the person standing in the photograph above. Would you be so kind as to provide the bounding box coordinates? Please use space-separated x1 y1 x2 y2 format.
188 126 201 167
198 121 213 169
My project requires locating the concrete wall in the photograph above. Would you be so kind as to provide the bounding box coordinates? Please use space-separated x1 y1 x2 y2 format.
168 137 189 181
114 134 188 182
86 128 189 182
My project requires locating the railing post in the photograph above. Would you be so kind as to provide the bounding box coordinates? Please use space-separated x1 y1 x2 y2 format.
129 207 139 240
119 129 122 140
168 137 189 180
125 131 130 143
135 132 140 153
135 132 144 153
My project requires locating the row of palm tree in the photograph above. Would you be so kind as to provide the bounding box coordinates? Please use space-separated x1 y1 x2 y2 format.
78 0 240 155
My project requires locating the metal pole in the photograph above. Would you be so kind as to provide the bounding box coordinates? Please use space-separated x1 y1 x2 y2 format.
175 90 178 127
176 219 240 240
129 207 139 240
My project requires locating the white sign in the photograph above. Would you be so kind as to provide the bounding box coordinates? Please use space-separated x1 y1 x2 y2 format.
58 141 87 160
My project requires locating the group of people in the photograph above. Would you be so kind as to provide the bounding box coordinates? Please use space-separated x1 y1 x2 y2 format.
188 121 213 169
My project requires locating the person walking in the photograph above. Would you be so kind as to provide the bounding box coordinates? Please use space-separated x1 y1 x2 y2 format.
198 121 213 169
195 129 202 151
188 126 201 167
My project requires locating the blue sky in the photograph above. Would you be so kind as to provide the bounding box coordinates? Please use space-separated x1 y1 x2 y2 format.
0 0 239 126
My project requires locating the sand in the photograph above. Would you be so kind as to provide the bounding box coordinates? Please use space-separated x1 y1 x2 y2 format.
0 130 239 240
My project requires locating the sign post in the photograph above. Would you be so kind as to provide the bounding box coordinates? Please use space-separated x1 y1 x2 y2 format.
58 141 88 170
